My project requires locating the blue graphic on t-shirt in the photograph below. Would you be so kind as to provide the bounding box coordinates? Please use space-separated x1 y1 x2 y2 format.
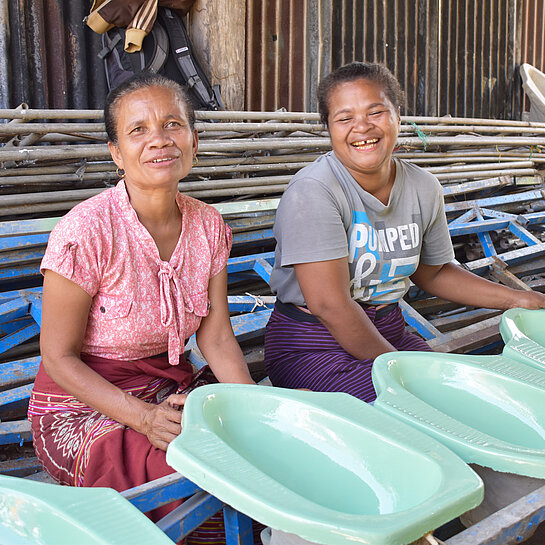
348 211 420 302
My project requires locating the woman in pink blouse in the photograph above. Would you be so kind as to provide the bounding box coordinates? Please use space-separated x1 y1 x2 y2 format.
28 73 256 539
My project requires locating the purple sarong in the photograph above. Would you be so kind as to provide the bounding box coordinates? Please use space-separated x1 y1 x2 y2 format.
264 302 430 403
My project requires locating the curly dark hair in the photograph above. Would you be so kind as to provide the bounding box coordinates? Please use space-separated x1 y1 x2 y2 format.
104 73 196 143
317 62 405 126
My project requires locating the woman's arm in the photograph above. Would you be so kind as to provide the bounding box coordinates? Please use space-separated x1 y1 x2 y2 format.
410 262 545 309
195 267 255 384
294 257 396 360
40 270 186 451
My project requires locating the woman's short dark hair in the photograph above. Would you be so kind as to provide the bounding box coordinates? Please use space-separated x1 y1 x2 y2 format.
317 62 405 126
104 73 196 143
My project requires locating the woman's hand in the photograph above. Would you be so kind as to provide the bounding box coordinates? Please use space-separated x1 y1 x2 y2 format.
412 262 545 311
140 393 187 451
506 289 545 310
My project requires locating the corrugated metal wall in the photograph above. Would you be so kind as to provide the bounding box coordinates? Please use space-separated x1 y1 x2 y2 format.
0 0 107 110
245 0 523 120
520 0 545 113
0 0 540 118
245 0 308 111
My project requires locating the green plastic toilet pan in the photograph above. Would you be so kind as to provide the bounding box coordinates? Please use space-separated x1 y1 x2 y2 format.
372 350 545 478
166 384 483 545
500 308 545 370
0 474 173 545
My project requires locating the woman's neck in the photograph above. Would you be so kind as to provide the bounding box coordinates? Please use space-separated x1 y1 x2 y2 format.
125 182 182 261
125 183 180 227
348 158 396 205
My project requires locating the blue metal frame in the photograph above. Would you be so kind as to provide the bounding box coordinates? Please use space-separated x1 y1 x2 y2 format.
445 484 545 545
121 472 254 545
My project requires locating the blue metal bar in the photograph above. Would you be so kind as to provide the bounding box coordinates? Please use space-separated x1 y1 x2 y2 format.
444 189 545 213
232 229 274 245
28 295 42 327
227 252 275 274
465 243 545 274
399 300 444 341
0 383 33 412
0 233 49 251
223 505 254 545
445 484 545 545
0 248 46 267
0 318 33 336
449 208 478 225
122 472 202 513
227 216 274 231
156 490 223 542
0 264 41 281
442 177 510 197
525 211 545 225
228 295 275 313
448 219 510 236
478 208 520 221
508 221 541 246
0 298 29 323
0 322 40 355
230 309 272 342
253 257 273 283
477 232 497 257
0 420 32 446
0 356 40 389
0 288 42 303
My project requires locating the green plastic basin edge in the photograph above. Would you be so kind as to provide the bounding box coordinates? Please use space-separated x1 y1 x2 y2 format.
167 384 483 545
0 474 173 545
372 350 545 478
500 308 545 371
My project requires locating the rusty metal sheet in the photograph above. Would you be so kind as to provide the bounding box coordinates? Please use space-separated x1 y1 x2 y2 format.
246 0 523 118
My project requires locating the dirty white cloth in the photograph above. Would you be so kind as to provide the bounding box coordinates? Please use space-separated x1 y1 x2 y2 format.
460 464 545 527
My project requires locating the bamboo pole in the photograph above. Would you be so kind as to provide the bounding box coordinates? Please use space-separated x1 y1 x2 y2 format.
435 168 537 181
5 135 545 165
3 107 545 128
427 161 534 173
0 153 322 176
3 120 545 137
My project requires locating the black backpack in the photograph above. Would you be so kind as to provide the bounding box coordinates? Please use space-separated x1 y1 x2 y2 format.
98 7 224 111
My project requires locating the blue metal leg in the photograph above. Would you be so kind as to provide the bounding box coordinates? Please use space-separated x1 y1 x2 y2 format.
223 505 255 545
156 491 223 543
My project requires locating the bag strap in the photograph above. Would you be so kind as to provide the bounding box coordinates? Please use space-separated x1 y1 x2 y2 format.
212 84 226 110
145 22 169 74
98 31 122 60
159 7 220 110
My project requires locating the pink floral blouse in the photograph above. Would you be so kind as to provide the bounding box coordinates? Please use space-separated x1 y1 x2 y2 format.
41 181 232 366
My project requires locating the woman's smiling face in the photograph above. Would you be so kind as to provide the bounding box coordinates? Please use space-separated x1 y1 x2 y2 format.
108 85 197 191
327 78 400 184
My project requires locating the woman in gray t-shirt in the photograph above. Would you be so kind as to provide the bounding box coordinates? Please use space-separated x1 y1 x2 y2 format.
264 61 545 403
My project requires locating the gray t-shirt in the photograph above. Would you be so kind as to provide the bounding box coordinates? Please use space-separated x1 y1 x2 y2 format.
270 151 454 306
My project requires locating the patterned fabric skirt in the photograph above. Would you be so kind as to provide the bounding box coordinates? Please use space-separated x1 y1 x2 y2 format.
28 354 263 544
264 301 431 403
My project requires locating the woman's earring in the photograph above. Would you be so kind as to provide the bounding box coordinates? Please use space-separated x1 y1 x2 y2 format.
116 168 125 178
193 156 199 165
